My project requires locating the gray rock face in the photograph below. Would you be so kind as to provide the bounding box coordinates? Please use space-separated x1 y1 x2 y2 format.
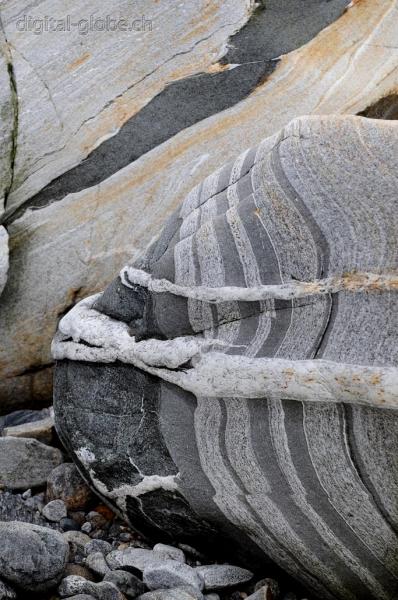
0 437 63 490
47 462 92 510
143 561 204 592
138 589 204 600
54 114 398 600
195 566 253 590
0 521 68 592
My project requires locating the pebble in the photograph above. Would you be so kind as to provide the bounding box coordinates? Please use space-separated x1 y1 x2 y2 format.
104 569 147 598
0 521 68 592
2 415 55 444
252 579 280 600
81 521 93 534
195 565 253 590
107 548 165 572
138 588 204 600
0 437 63 490
85 539 113 556
59 575 126 600
47 463 92 510
153 544 186 564
85 551 111 577
0 579 17 599
63 531 92 558
144 561 204 592
42 499 67 522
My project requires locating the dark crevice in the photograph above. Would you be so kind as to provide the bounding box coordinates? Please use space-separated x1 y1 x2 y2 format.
13 362 54 378
6 0 349 224
0 19 19 211
313 293 336 359
358 94 398 120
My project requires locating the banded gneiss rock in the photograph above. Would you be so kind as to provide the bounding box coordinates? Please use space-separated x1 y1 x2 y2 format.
53 115 398 600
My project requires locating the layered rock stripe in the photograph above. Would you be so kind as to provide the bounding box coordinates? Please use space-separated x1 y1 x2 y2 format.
55 115 398 600
4 0 398 409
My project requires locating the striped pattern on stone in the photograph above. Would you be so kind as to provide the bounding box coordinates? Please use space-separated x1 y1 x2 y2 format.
54 115 398 600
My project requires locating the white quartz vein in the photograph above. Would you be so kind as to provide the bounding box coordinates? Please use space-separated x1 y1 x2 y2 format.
120 266 398 303
52 294 398 410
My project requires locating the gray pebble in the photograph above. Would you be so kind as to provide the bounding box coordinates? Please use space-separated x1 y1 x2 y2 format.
195 565 253 590
144 561 204 592
0 521 68 592
104 569 147 598
107 548 165 572
81 522 93 534
85 552 111 577
138 588 204 600
153 544 186 564
59 576 125 600
42 499 67 522
63 531 91 556
0 438 63 490
85 539 113 556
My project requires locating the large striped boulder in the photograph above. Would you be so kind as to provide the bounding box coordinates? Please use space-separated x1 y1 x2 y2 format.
53 115 398 600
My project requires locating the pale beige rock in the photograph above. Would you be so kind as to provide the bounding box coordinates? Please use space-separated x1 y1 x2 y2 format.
0 226 8 296
1 0 398 408
2 414 54 443
0 0 254 216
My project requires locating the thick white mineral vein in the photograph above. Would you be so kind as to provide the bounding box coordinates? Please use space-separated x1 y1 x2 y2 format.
52 294 398 410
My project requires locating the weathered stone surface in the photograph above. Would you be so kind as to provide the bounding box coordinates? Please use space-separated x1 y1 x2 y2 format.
55 115 398 600
143 561 204 592
1 0 254 216
195 565 253 590
47 462 92 510
85 552 111 577
5 0 398 411
0 227 8 297
0 490 50 526
0 437 63 490
153 544 186 564
104 570 147 599
42 499 68 522
84 539 113 557
59 576 126 600
3 414 54 443
106 548 165 572
138 589 204 600
0 521 68 592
